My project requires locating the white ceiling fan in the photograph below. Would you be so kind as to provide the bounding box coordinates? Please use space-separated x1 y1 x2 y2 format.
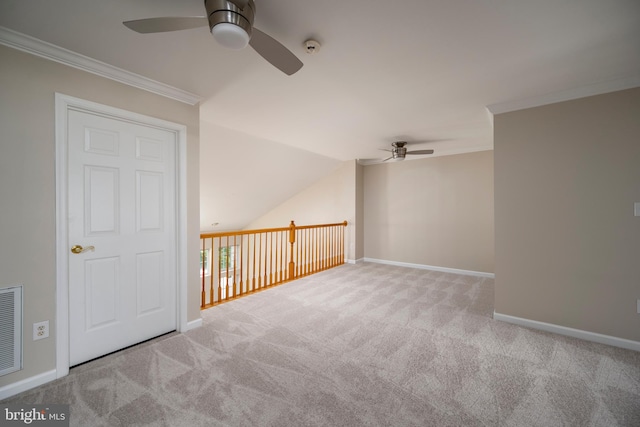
123 0 303 75
358 141 436 165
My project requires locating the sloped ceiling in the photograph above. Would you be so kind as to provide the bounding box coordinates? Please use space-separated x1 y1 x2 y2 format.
199 121 340 231
1 0 639 230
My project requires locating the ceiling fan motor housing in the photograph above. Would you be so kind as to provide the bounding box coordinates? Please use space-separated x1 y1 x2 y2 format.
205 0 255 41
392 141 407 159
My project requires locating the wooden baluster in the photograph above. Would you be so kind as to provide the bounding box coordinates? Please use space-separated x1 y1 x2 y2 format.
336 226 339 266
334 226 338 266
329 227 332 267
289 221 295 280
252 233 256 292
276 231 280 284
297 229 302 277
342 221 347 264
257 233 262 290
303 229 308 275
308 228 312 275
216 237 221 303
323 227 327 270
317 227 321 271
280 231 284 282
231 235 236 298
223 235 227 300
318 227 322 271
273 231 278 284
263 232 268 288
282 230 286 282
330 226 333 267
238 235 244 296
268 231 272 285
213 238 217 304
302 228 306 276
324 227 328 269
307 228 311 275
296 230 305 277
279 231 283 283
309 228 312 274
332 226 336 267
277 230 281 283
316 227 320 272
201 238 206 308
208 238 214 305
273 231 277 285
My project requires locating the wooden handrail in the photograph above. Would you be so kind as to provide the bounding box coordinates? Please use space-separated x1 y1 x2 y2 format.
200 221 348 238
199 220 348 309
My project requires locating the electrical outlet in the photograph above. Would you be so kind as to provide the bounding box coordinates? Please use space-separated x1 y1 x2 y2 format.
637 299 640 314
33 320 49 341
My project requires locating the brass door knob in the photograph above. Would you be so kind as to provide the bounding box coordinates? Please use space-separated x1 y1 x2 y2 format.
71 245 95 254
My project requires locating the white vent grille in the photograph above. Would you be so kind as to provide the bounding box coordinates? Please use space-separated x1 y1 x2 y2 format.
0 285 22 376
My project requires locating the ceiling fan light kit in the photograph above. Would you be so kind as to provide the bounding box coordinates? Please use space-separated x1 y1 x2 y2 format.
205 0 254 50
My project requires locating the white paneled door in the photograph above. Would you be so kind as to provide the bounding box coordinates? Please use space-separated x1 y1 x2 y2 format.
67 109 177 366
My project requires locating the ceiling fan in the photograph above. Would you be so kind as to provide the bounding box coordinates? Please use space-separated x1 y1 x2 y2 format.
358 141 435 165
123 0 303 75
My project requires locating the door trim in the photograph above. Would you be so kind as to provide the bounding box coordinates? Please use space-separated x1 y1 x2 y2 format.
55 93 188 378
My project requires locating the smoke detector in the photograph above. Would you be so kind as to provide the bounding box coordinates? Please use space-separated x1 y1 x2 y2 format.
304 39 320 54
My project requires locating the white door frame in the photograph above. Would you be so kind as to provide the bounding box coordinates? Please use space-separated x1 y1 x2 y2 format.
55 93 188 378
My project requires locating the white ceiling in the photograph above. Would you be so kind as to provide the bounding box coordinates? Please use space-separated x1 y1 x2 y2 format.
1 0 639 229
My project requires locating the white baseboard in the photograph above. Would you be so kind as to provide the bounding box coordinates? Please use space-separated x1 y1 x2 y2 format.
493 312 640 352
363 258 495 278
0 369 57 400
184 318 202 332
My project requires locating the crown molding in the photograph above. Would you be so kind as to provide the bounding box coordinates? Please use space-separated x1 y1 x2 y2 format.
486 74 640 115
0 26 202 106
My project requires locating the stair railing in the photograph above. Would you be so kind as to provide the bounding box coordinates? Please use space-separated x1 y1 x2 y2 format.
200 220 347 309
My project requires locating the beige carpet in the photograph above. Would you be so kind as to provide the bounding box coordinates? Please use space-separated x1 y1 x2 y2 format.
3 263 640 426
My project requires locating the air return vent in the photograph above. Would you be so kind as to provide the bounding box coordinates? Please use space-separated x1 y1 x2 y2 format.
0 285 22 376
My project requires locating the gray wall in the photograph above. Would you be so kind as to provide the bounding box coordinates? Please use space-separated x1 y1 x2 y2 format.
494 88 640 342
0 45 201 387
364 151 495 273
355 163 365 261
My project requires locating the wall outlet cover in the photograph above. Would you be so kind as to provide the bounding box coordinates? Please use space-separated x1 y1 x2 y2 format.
33 320 49 340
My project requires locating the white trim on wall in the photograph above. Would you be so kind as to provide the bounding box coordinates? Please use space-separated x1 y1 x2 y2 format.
0 26 201 106
55 93 191 380
494 312 640 352
363 258 495 278
486 74 640 115
185 318 203 331
0 370 56 401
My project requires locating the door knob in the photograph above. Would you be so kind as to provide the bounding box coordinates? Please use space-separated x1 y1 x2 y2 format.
71 245 95 254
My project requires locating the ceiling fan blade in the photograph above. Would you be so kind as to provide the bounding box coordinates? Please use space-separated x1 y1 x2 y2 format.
249 28 303 75
123 17 208 33
406 149 435 155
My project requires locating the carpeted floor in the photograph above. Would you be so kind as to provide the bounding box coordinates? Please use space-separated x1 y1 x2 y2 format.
3 263 640 426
